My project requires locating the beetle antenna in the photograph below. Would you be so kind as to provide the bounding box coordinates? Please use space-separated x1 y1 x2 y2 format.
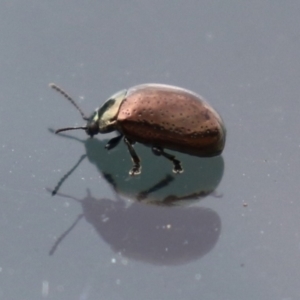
49 83 88 120
55 126 87 134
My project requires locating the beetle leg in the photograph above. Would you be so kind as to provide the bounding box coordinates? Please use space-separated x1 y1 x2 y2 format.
105 134 123 150
137 175 174 201
124 137 141 175
152 146 183 174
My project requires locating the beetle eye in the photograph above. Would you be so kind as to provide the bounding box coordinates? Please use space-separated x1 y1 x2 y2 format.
86 121 99 137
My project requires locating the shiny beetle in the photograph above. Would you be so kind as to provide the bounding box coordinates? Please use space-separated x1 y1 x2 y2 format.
50 83 226 175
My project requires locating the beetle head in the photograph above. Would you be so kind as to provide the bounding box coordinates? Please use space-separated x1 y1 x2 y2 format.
50 83 127 137
85 111 100 137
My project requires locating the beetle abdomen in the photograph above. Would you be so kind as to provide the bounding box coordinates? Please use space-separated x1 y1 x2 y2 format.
117 85 225 157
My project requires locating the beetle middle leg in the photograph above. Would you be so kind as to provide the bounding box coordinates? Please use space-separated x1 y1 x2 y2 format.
152 146 183 174
124 137 141 175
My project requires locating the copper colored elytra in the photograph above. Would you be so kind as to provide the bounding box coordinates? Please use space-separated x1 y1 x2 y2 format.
50 83 226 175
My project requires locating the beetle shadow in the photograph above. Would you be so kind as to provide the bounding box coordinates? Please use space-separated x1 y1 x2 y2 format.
48 188 221 266
49 129 225 205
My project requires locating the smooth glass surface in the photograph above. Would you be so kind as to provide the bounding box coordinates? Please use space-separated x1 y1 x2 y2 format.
0 1 299 299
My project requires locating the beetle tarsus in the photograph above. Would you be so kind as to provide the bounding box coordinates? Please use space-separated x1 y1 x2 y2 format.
124 137 141 175
152 146 184 174
129 165 142 176
172 163 184 174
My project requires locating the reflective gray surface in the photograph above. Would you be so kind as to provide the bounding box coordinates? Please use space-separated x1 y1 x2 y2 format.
0 1 299 299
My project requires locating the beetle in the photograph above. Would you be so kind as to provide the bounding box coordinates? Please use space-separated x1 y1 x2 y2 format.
50 83 226 175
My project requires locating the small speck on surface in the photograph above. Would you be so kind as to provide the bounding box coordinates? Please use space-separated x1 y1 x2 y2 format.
111 258 116 263
42 280 49 298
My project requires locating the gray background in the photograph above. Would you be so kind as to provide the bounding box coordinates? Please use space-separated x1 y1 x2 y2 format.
0 1 299 299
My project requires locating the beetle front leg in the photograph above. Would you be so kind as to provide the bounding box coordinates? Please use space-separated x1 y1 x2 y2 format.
124 137 141 175
152 146 183 174
105 134 123 150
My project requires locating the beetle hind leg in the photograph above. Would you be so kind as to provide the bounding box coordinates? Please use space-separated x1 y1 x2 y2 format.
124 137 141 175
152 146 183 174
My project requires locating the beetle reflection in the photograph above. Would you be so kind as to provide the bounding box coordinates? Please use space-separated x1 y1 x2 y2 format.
49 188 221 266
50 131 224 205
